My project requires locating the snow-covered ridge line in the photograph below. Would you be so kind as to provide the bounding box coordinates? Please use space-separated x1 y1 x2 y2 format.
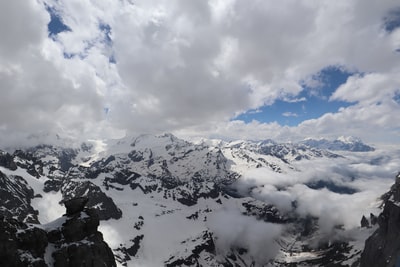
0 133 397 267
300 136 374 152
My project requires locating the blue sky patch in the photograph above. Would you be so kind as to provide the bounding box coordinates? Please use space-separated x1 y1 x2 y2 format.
46 6 70 36
393 91 400 104
99 23 112 45
63 52 74 59
99 23 116 64
235 67 355 126
384 7 400 33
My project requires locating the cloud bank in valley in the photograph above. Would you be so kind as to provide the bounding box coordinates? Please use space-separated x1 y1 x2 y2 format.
233 148 400 235
207 207 282 264
1 0 400 146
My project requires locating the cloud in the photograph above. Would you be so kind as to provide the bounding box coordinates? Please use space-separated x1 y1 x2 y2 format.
0 0 47 60
32 191 64 223
207 207 282 264
0 0 108 147
330 73 400 104
1 0 400 144
233 148 400 235
282 97 307 103
175 120 294 142
296 99 400 143
282 112 298 117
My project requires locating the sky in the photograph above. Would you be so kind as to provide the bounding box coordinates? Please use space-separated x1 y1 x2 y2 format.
1 0 400 146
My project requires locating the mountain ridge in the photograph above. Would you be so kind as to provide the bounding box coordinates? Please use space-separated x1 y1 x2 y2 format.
0 133 395 266
300 136 375 152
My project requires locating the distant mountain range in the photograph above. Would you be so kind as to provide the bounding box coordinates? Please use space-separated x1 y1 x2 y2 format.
0 133 393 267
300 136 375 152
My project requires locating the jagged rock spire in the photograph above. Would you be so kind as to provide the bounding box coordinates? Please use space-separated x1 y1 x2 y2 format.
63 196 89 216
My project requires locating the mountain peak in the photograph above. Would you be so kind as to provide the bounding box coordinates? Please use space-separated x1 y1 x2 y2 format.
301 136 374 152
337 136 362 144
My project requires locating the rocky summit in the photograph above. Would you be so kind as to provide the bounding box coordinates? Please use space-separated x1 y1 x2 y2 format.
0 196 116 267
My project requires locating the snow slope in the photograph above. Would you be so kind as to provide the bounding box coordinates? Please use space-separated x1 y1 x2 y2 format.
0 134 398 266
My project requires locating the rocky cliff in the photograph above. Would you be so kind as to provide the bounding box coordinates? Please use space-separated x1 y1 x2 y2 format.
0 196 116 267
360 173 400 267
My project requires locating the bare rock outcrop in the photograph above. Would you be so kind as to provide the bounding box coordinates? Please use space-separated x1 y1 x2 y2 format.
360 173 400 267
0 197 116 267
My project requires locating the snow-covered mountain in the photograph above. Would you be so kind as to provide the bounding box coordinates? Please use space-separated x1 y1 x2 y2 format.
0 134 397 266
300 136 375 152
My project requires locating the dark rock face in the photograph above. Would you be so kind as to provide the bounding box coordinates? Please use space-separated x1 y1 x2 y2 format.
61 181 122 220
0 151 17 170
0 215 47 267
241 199 285 223
115 235 144 265
26 145 78 173
0 171 39 223
13 150 43 178
0 197 117 267
165 231 216 267
360 215 370 228
50 208 116 267
360 173 400 267
370 213 378 225
63 196 89 215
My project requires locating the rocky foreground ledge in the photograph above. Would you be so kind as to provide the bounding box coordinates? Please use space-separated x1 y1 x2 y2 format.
0 197 116 267
360 173 400 267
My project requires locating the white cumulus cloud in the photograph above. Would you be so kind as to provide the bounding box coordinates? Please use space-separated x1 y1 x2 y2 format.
0 0 399 145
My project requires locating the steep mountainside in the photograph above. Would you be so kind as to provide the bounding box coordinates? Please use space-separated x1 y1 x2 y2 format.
360 173 400 267
0 195 116 267
0 134 392 266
